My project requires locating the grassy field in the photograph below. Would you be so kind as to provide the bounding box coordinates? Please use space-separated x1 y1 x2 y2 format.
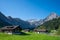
0 32 60 40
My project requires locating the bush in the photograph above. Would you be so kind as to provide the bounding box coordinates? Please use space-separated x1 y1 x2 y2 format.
50 30 57 35
56 26 60 35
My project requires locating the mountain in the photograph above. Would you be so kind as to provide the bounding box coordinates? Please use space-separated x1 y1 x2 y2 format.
41 12 59 25
0 11 59 29
44 12 59 22
27 19 39 27
40 17 60 30
27 12 59 27
7 16 34 29
27 19 39 23
0 12 12 27
27 19 44 27
0 12 34 29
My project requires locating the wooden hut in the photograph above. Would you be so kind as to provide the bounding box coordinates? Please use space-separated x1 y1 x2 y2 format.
0 25 22 34
34 29 47 33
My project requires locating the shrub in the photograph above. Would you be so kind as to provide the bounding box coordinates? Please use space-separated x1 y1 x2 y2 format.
56 26 60 35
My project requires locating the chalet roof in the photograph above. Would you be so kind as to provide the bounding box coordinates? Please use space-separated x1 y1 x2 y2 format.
1 25 21 30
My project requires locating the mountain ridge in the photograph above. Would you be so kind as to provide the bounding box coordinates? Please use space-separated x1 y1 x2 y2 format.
27 12 59 27
0 12 34 29
0 11 59 29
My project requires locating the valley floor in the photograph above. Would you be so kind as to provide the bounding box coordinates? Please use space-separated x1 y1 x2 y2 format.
0 32 60 40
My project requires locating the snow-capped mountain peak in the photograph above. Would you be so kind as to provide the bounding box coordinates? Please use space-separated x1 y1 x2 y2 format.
44 12 59 21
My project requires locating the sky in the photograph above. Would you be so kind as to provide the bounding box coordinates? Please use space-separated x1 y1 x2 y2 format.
0 0 60 20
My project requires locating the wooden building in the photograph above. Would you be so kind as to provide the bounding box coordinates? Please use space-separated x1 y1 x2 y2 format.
34 29 47 34
0 25 22 34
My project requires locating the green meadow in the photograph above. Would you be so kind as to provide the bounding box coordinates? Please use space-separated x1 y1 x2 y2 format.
0 33 60 40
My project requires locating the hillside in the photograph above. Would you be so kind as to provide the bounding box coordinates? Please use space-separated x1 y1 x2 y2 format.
27 12 59 27
38 17 60 31
0 12 12 27
0 12 34 29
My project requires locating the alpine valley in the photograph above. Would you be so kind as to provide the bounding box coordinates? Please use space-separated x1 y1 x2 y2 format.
0 12 59 30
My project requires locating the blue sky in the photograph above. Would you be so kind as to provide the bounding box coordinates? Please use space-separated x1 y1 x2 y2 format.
0 0 60 20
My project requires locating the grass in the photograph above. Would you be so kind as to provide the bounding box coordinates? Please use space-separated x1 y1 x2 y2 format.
0 32 60 40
